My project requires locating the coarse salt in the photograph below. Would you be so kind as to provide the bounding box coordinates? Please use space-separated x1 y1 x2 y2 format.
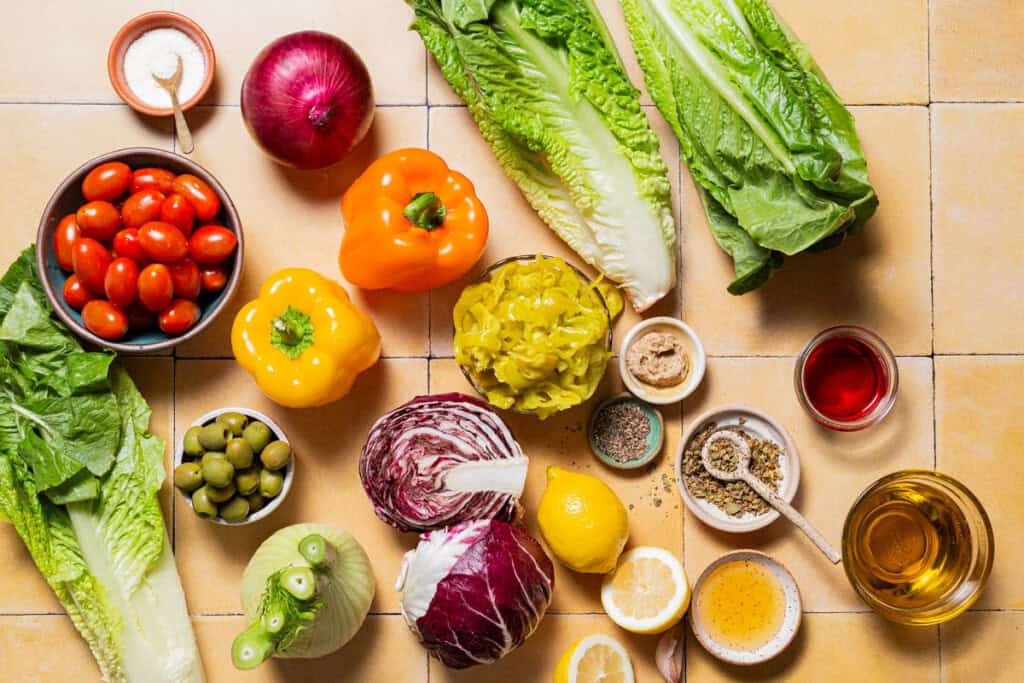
124 28 206 109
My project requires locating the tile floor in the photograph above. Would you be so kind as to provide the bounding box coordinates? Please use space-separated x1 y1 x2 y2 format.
0 1 1021 681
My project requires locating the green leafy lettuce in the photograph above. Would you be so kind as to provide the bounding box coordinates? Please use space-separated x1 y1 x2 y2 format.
406 0 677 311
620 0 878 293
0 247 204 683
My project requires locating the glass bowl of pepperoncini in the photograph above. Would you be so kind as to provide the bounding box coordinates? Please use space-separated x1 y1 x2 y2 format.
842 470 994 625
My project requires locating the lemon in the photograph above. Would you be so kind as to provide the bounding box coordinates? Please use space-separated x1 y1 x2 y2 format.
601 546 690 634
537 466 629 574
553 634 635 683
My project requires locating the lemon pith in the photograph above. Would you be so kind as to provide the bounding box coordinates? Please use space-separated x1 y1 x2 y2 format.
601 547 690 634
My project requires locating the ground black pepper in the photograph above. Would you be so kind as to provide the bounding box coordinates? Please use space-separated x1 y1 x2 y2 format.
592 401 651 463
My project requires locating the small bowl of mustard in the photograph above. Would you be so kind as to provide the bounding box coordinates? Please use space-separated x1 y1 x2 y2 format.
620 317 706 404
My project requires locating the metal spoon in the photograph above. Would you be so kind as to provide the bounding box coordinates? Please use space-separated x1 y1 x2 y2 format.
701 430 841 564
152 55 194 154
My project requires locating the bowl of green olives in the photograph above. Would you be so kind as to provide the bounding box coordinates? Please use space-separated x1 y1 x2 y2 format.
173 407 294 525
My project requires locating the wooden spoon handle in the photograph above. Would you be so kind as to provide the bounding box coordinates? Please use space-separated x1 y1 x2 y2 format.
170 92 194 155
743 474 842 564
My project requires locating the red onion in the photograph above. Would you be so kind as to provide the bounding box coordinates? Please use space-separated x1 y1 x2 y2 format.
241 31 375 170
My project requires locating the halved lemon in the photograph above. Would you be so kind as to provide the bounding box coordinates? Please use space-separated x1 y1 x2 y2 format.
601 546 690 634
553 634 635 683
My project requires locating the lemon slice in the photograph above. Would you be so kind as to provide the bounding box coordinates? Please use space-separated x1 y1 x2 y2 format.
601 546 690 634
554 634 635 683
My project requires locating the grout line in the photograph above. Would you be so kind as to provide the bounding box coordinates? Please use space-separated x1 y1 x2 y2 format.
1 99 1018 108
927 0 933 103
928 103 937 471
163 352 1024 362
170 357 176 551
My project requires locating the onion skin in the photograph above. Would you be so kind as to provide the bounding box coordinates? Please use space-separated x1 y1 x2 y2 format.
241 31 375 170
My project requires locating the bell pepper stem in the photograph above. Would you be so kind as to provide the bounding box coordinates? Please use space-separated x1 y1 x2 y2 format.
270 306 315 360
272 316 302 346
403 192 447 231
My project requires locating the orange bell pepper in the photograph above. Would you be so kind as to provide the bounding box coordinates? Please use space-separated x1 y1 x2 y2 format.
339 148 488 292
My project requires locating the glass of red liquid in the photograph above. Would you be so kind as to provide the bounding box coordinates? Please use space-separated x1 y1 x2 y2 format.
794 326 899 431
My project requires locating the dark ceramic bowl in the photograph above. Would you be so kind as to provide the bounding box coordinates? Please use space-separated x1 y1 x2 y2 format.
36 147 243 352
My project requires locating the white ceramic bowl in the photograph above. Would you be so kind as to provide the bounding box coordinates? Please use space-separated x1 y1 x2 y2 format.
174 407 294 526
690 550 802 665
675 405 800 533
619 317 706 404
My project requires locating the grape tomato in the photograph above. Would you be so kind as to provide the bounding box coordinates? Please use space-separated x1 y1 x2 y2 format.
62 275 95 310
112 228 148 266
169 259 201 300
53 214 81 271
137 263 175 312
122 189 165 228
199 265 228 292
160 193 196 235
158 299 201 335
72 238 112 294
82 300 128 340
82 162 131 202
76 201 122 241
138 221 188 263
188 225 237 265
172 174 221 221
130 167 176 195
104 257 140 308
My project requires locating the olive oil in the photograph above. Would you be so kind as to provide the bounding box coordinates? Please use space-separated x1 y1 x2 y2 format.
694 560 786 651
844 475 980 615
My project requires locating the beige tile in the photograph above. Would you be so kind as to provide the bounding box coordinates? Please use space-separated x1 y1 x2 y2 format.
933 105 1024 354
176 105 429 358
942 612 1024 683
426 105 681 357
770 0 929 104
683 357 935 611
429 614 662 682
935 356 1024 609
177 0 425 105
430 359 683 613
0 1 171 102
426 0 657 106
0 104 171 280
682 106 931 356
193 614 427 682
0 615 102 683
932 0 1024 102
687 612 938 681
173 359 427 615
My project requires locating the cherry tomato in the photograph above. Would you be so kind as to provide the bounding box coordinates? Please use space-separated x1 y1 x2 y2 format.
137 263 174 312
172 174 221 221
125 303 157 332
82 300 128 340
62 275 95 310
53 214 81 271
82 162 131 202
199 265 228 292
130 167 175 195
121 189 165 228
138 221 188 262
158 299 201 335
168 259 201 300
76 200 122 241
112 228 148 266
72 238 112 295
188 225 237 265
159 192 196 236
104 257 139 308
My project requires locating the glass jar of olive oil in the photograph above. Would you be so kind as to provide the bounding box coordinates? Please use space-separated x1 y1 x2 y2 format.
842 470 994 625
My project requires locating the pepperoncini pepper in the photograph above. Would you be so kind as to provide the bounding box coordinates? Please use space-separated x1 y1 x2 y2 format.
231 268 380 408
339 148 488 292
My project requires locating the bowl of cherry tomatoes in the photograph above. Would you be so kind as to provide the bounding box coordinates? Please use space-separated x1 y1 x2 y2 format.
36 147 243 352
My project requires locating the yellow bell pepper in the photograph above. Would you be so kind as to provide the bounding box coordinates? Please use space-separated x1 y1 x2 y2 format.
231 268 380 408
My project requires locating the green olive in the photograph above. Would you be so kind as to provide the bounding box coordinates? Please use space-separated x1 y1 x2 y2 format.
173 462 204 492
201 454 234 488
235 468 260 496
260 468 284 498
205 482 236 504
243 421 273 455
183 426 204 457
225 438 255 469
260 441 292 471
191 487 218 519
217 411 249 437
247 493 267 513
219 496 250 522
198 422 229 451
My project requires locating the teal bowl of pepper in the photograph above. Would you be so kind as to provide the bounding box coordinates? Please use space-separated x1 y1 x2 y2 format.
588 394 665 470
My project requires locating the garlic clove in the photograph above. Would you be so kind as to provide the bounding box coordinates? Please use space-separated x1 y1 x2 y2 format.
656 625 684 682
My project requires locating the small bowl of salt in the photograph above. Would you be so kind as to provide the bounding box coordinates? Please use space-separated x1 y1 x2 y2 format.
108 11 215 117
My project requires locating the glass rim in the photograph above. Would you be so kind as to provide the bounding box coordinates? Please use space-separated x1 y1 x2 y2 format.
793 325 899 432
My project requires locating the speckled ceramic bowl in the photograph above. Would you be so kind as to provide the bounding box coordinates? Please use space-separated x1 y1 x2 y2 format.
690 550 802 666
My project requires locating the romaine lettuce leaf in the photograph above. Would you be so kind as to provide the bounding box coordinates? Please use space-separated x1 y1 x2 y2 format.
408 0 677 311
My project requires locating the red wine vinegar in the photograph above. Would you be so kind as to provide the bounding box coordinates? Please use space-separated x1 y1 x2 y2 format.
801 335 887 423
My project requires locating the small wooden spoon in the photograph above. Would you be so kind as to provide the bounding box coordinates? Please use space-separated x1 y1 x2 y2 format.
152 55 194 154
701 430 841 564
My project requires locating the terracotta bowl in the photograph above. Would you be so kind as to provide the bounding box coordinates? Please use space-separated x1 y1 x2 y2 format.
108 11 215 116
36 147 243 353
